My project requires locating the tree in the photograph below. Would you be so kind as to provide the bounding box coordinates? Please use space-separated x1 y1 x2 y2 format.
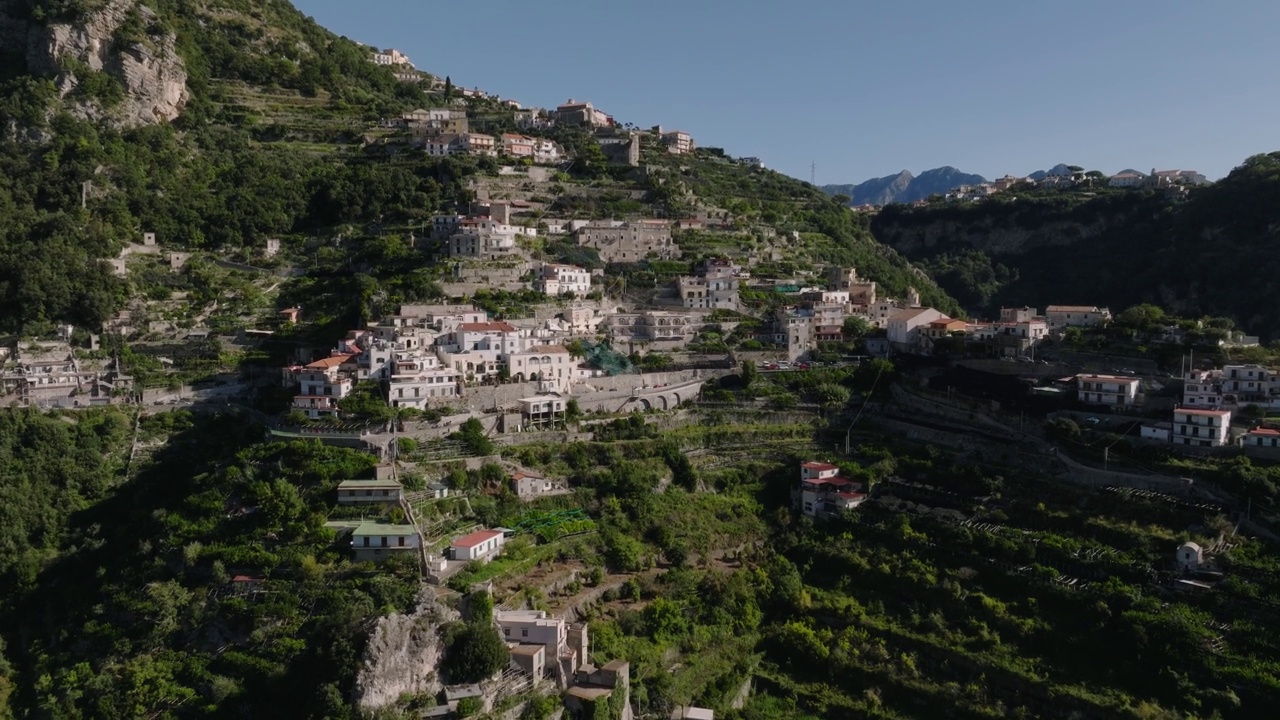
740 359 758 385
443 75 453 100
444 621 507 683
815 382 851 408
467 589 494 621
453 418 494 456
1117 304 1165 330
842 316 870 340
1063 326 1084 348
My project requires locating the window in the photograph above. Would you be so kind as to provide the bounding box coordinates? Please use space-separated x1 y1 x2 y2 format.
522 629 529 637
398 537 405 547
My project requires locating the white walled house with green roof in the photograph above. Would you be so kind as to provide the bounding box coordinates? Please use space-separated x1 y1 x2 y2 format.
352 522 420 562
336 479 403 504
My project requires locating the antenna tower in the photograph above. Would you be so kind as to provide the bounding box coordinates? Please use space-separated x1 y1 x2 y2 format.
810 162 816 185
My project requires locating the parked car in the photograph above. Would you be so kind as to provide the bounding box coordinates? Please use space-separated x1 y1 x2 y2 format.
1085 416 1101 425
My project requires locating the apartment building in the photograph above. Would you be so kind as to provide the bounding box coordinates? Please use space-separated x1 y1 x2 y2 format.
1076 374 1140 407
1045 305 1112 331
1172 407 1232 447
535 264 592 297
575 220 678 263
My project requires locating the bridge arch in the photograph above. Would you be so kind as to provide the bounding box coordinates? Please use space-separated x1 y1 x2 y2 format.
638 398 652 411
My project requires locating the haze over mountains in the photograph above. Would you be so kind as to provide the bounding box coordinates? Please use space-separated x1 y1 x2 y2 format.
823 163 1078 206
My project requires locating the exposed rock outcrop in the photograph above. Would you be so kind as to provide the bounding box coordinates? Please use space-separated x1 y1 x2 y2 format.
0 0 187 128
353 585 459 710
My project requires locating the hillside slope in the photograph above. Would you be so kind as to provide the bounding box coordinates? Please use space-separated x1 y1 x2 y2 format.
870 153 1280 338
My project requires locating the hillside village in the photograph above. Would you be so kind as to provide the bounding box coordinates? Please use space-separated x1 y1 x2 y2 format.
5 12 1280 719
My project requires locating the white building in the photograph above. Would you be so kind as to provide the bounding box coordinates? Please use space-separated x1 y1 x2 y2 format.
371 48 413 67
1242 426 1280 448
887 307 948 348
496 609 567 656
1045 305 1111 331
293 353 357 419
352 522 420 562
388 355 460 408
519 394 567 427
533 137 564 164
536 264 592 297
1108 172 1145 187
424 134 459 157
798 461 865 518
444 218 535 259
449 529 506 561
677 275 739 310
1076 374 1140 407
1219 364 1276 406
1183 369 1223 407
1172 407 1231 447
1140 422 1172 442
512 470 555 499
507 345 573 389
661 130 694 155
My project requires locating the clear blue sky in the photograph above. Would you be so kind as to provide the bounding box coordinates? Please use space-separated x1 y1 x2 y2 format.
293 0 1280 183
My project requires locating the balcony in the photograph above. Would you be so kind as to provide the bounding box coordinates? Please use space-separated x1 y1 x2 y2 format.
294 395 338 411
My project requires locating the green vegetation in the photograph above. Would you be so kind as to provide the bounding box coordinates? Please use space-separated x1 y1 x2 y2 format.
0 408 423 718
443 615 508 683
873 154 1280 339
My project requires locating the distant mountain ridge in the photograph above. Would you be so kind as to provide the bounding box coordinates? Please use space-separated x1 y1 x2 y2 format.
1026 163 1074 181
822 166 987 206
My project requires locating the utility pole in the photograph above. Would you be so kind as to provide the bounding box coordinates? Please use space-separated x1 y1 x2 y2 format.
810 162 817 185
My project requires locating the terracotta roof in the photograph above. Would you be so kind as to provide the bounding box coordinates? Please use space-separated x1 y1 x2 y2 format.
1248 427 1280 436
1078 374 1139 384
812 477 856 488
452 529 503 548
511 470 545 480
304 354 356 369
457 322 517 333
801 462 838 471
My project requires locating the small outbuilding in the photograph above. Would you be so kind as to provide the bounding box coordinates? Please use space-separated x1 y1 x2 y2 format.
1176 541 1203 572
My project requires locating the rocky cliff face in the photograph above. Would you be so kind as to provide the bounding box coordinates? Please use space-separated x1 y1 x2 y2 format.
1 0 188 129
353 586 459 710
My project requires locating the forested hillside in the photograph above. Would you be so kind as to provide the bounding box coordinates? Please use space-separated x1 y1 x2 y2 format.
870 154 1280 338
